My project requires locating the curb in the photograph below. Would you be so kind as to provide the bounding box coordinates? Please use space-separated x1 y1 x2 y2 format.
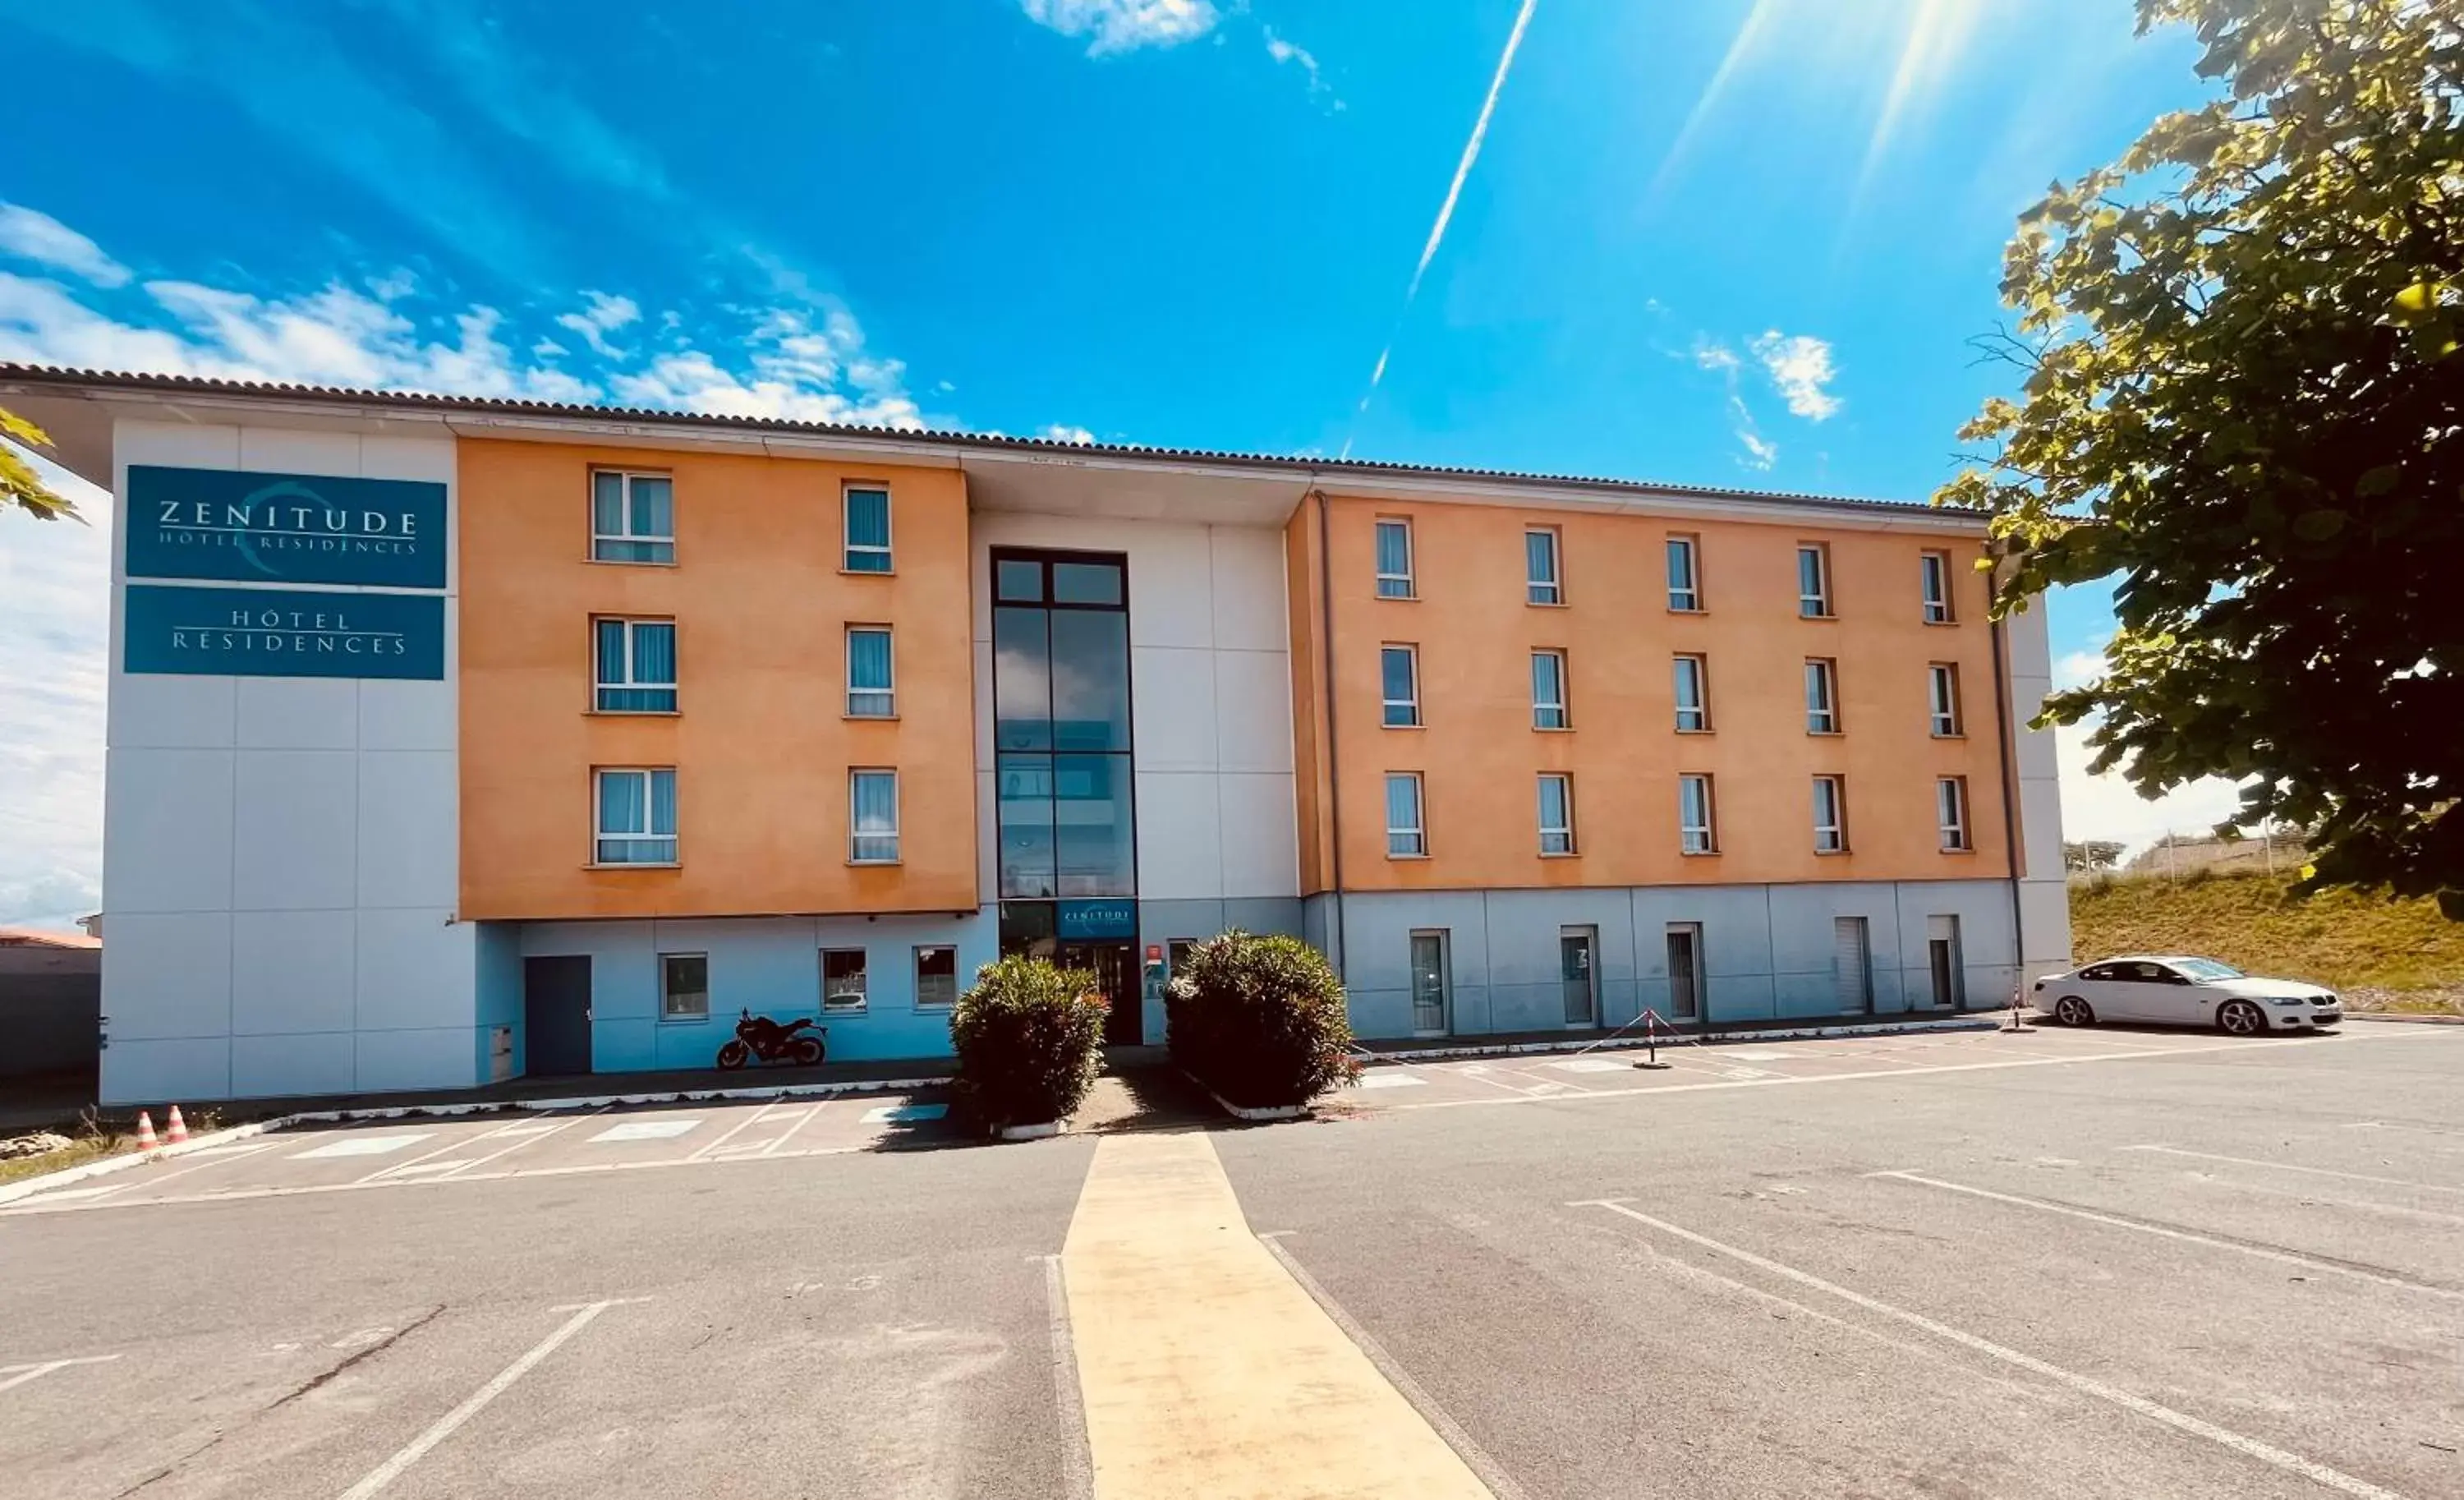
996 1120 1067 1141
1354 1015 1995 1066
2341 1010 2464 1026
0 1074 952 1204
1180 1070 1311 1122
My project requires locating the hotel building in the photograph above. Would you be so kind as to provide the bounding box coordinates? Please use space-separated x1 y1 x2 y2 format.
2 366 2067 1103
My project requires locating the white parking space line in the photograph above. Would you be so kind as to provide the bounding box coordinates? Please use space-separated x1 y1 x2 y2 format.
334 1299 640 1500
2123 1144 2464 1198
759 1102 829 1155
1873 1170 2464 1302
1576 1199 2411 1500
437 1112 595 1179
0 1354 121 1394
360 1120 526 1184
1354 1074 1428 1089
112 1139 282 1197
691 1100 783 1161
1546 1058 1633 1074
588 1118 703 1143
293 1134 436 1161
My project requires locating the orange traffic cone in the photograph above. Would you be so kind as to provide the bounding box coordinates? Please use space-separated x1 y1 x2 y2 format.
134 1111 159 1151
164 1106 190 1146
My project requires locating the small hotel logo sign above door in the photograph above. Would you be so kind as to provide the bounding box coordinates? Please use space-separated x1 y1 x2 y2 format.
125 466 448 589
123 586 447 680
1056 900 1138 941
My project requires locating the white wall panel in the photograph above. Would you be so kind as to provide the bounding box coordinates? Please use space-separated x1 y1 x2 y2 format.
1208 527 1288 652
1130 646 1217 772
1212 650 1294 775
357 750 459 908
355 908 474 1033
110 674 237 750
231 909 355 1036
1218 772 1299 899
236 677 360 750
103 747 236 913
116 420 241 475
232 750 357 910
100 911 232 1038
353 1027 477 1093
238 426 361 476
232 1032 355 1097
1134 771 1224 900
100 1037 231 1106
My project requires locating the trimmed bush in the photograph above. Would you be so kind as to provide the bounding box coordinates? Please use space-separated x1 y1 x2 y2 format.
1167 930 1360 1109
949 956 1108 1129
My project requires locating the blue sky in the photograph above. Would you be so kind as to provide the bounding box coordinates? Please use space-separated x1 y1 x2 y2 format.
0 0 2250 929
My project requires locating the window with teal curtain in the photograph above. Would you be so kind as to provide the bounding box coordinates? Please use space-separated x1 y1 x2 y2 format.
851 770 899 862
847 628 894 716
591 472 675 564
844 488 892 572
595 619 676 711
1525 529 1561 605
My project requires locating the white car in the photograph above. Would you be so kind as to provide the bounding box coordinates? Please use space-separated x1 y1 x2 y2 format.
2033 955 2342 1035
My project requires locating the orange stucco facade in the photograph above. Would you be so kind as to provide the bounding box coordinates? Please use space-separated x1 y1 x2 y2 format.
1288 491 2010 895
457 438 978 920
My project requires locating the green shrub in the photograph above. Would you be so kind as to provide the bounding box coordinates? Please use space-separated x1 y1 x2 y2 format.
1166 931 1359 1109
949 956 1108 1128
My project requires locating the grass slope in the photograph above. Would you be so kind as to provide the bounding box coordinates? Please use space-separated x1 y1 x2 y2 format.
2071 869 2463 1010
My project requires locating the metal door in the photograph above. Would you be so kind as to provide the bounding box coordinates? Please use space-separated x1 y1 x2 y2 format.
522 955 593 1076
1409 932 1450 1036
1666 925 1703 1019
1833 917 1873 1014
1560 928 1597 1027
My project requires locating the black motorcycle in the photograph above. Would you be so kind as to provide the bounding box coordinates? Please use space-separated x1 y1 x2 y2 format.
716 1010 826 1070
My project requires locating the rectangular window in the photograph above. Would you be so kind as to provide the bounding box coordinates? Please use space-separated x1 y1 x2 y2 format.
914 945 958 1010
850 769 900 863
1928 663 1963 737
1921 550 1955 623
1531 649 1568 729
594 618 677 713
1666 535 1702 612
1375 518 1415 599
1813 775 1847 854
1381 645 1420 727
1798 543 1833 619
660 952 708 1019
591 471 674 564
1386 772 1426 857
1679 773 1717 854
1673 654 1710 733
1538 773 1575 855
1409 931 1450 1035
1525 527 1562 605
1804 658 1839 734
821 948 868 1010
595 767 677 865
843 485 893 573
1938 776 1971 852
847 626 895 717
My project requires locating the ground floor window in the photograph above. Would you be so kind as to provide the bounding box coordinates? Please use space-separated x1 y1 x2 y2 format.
915 945 958 1009
822 948 868 1010
660 952 708 1020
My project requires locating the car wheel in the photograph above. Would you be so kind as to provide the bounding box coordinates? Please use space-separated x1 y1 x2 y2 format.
2217 1000 2266 1036
2053 996 2094 1027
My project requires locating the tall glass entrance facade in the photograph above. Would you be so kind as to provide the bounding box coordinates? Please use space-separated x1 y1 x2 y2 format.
991 549 1143 1042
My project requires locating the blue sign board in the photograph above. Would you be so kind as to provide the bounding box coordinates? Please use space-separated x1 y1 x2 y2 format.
126 466 448 589
1056 899 1139 941
124 586 446 680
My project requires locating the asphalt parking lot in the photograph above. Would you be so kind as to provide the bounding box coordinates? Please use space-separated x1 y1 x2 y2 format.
4 1020 2459 1498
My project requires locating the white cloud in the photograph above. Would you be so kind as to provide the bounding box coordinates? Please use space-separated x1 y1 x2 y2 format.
1693 338 1777 469
1019 0 1218 55
2053 648 2105 690
0 447 108 931
554 291 640 358
1735 426 1779 470
0 202 131 288
1749 330 1841 421
2056 720 2247 857
1263 27 1337 104
1041 424 1096 444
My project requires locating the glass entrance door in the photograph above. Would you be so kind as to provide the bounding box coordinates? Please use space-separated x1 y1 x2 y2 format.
1057 941 1142 1046
1560 927 1597 1027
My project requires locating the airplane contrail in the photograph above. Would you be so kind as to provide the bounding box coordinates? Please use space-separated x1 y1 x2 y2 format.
1342 0 1539 458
